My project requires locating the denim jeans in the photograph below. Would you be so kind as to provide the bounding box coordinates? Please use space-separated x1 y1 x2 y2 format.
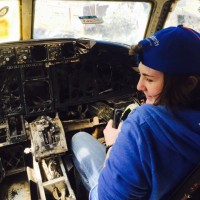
89 184 99 200
71 131 106 192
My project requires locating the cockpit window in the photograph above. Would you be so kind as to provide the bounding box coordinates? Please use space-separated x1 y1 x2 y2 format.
33 0 151 45
0 0 20 43
164 0 200 32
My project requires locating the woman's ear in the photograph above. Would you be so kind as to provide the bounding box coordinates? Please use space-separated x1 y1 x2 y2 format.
187 76 198 91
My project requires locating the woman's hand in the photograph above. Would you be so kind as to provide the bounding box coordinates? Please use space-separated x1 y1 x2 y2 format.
103 119 123 146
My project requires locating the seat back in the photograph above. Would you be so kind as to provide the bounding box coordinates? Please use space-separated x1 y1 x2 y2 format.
168 165 200 200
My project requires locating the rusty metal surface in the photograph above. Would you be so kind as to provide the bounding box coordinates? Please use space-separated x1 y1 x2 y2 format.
0 173 30 200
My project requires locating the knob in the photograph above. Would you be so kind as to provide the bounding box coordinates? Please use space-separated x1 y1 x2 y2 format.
23 55 27 60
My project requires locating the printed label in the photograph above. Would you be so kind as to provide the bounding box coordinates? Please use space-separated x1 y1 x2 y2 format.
79 16 103 24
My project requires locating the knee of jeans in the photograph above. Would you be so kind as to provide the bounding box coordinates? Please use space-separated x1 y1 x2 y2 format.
72 131 88 143
71 132 88 150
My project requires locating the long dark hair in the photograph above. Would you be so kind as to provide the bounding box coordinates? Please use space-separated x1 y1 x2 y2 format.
129 44 200 110
155 74 200 110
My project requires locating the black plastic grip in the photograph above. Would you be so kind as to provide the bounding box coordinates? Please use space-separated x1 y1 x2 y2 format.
113 108 123 129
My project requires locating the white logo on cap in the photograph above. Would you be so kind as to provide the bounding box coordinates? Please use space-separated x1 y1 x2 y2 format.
147 35 159 46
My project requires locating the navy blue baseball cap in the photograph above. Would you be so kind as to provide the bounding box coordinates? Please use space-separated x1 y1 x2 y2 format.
138 25 200 74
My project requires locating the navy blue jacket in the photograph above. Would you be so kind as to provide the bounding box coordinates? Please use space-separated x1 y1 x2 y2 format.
97 104 200 199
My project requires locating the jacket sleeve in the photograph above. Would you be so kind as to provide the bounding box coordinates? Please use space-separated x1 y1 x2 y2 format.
97 113 151 200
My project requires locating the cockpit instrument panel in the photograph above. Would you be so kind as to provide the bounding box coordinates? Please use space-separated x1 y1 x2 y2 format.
0 39 139 147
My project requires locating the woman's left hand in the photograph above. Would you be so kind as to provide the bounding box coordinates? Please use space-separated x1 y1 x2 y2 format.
103 119 123 146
